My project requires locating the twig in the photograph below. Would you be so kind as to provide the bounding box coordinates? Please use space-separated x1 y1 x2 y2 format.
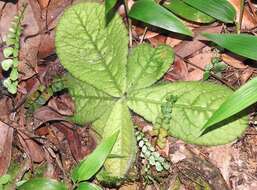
140 27 148 44
123 0 133 47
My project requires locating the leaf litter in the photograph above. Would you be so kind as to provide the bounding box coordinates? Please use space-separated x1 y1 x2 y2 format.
0 0 256 189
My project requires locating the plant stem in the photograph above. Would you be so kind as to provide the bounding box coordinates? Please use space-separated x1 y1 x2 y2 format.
237 0 245 33
123 0 133 47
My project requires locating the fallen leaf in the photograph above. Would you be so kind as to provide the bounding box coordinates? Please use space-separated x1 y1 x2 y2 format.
222 53 247 69
240 68 253 84
0 121 13 175
48 94 75 116
164 56 188 81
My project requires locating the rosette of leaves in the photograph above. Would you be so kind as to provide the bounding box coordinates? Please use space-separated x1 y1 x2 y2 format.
1 4 26 94
55 2 248 180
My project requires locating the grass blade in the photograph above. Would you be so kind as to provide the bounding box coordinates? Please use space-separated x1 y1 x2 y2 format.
202 33 257 60
202 77 257 131
183 0 236 23
129 0 192 36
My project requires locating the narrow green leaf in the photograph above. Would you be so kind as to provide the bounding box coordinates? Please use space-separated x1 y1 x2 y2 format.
129 0 192 36
72 131 119 182
203 77 257 131
127 44 174 91
183 0 236 23
202 33 257 60
164 0 215 23
127 82 248 145
17 178 67 190
56 3 128 97
105 0 118 19
77 182 102 190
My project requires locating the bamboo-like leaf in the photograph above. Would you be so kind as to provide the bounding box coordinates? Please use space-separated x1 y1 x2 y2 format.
72 131 119 182
17 178 67 190
183 0 236 23
164 0 215 23
203 77 257 131
202 33 257 60
129 0 192 36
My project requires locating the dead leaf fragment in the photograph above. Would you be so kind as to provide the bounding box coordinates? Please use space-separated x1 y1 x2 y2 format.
222 53 247 69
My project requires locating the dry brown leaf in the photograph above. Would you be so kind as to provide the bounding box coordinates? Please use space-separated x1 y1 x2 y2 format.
48 94 75 116
222 53 247 69
164 57 188 81
18 132 45 163
37 0 50 9
0 121 13 175
240 68 254 84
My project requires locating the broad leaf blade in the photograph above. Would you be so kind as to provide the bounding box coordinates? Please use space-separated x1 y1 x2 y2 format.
17 178 67 190
77 182 102 190
164 0 215 23
64 74 116 124
56 3 128 97
183 0 236 23
127 44 174 91
203 77 257 131
72 131 119 182
93 100 136 178
202 33 257 60
127 82 248 145
129 0 192 36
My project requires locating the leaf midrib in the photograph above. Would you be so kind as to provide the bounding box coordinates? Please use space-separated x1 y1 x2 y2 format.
73 9 122 95
127 97 216 112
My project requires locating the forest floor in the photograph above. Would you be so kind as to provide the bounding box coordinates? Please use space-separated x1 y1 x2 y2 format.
0 0 257 190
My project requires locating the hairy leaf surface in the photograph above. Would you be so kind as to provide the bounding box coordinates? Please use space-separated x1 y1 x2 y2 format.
56 3 128 97
65 75 116 124
93 100 136 177
127 44 174 91
128 82 248 145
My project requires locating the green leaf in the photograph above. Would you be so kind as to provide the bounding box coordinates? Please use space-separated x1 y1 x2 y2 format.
203 77 257 131
92 100 136 178
3 47 14 58
183 0 236 23
72 131 119 182
128 0 192 36
17 178 67 190
0 175 11 185
1 59 13 71
76 182 102 190
127 44 174 91
105 0 118 19
55 2 128 97
64 75 116 124
164 0 215 23
127 82 248 145
202 33 257 60
10 68 18 81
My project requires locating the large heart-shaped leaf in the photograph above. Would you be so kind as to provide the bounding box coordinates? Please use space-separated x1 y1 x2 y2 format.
202 33 257 61
128 0 192 36
17 178 67 190
182 0 236 23
65 75 115 124
93 100 136 178
127 82 248 145
56 3 128 97
127 44 174 91
164 0 215 23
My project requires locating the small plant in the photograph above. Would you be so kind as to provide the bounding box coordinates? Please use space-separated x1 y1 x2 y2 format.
1 4 26 94
17 132 119 190
153 94 178 148
136 130 170 172
203 56 227 80
55 2 247 182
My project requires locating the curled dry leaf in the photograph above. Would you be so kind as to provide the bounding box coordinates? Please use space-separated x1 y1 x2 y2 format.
164 56 188 81
0 121 13 175
222 53 247 69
